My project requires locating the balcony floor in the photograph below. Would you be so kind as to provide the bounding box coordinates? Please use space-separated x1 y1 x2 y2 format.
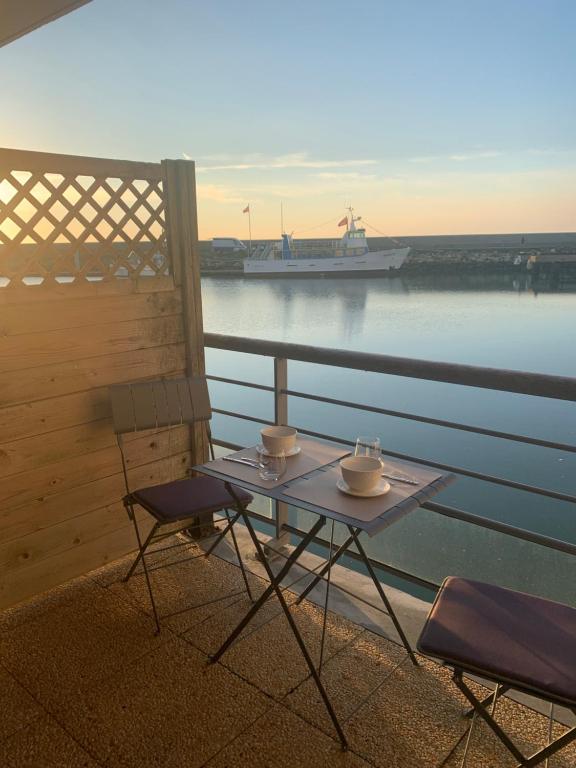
0 537 574 768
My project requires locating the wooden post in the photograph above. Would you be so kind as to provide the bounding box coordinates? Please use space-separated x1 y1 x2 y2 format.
163 159 211 534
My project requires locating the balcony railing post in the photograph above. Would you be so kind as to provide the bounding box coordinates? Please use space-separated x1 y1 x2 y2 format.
265 358 290 557
274 357 288 426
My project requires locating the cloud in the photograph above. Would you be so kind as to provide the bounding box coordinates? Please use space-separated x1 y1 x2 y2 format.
233 174 400 200
524 147 569 157
315 172 378 181
407 147 576 164
196 183 245 204
192 152 378 172
409 150 502 163
449 151 502 161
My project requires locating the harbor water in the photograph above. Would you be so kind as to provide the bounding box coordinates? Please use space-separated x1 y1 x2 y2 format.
203 272 576 603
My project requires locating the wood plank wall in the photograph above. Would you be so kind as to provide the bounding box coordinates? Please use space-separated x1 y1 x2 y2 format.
0 276 191 608
0 150 205 609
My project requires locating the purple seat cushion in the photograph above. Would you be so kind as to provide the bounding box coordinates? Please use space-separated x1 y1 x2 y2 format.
132 476 252 523
418 577 576 706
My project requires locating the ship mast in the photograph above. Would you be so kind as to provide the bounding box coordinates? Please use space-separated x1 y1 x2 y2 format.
346 205 357 232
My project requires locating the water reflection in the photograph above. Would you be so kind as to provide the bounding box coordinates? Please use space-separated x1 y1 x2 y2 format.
202 272 576 376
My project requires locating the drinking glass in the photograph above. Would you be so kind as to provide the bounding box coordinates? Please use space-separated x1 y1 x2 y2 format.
258 450 286 481
354 436 381 460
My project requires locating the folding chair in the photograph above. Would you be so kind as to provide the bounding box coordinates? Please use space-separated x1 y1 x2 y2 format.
109 376 254 633
417 577 576 767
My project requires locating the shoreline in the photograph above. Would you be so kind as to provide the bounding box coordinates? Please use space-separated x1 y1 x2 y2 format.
200 253 576 278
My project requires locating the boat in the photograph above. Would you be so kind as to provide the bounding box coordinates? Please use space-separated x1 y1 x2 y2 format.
243 209 410 277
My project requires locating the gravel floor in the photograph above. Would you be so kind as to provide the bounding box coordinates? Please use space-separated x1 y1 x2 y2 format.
0 540 574 768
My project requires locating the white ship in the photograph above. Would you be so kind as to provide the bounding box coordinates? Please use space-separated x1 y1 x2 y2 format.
243 209 410 277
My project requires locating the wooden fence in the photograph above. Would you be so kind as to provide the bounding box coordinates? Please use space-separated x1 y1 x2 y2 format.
0 148 205 609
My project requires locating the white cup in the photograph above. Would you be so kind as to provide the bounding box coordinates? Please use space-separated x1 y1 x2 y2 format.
260 426 297 456
340 455 382 492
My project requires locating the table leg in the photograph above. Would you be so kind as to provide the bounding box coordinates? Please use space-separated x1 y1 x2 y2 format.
209 512 326 665
208 496 348 749
347 526 418 666
239 511 349 750
318 519 335 675
294 532 354 605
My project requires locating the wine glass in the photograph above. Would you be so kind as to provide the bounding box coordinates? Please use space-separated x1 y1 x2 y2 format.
258 450 287 481
354 436 381 461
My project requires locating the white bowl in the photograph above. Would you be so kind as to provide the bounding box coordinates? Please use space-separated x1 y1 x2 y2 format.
260 426 297 456
340 455 382 492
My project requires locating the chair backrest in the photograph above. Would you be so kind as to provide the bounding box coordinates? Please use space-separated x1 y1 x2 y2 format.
109 376 211 434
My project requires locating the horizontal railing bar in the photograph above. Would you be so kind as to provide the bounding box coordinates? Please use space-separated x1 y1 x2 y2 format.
291 425 576 505
211 408 274 426
212 438 243 452
423 501 576 557
212 416 576 505
204 333 576 402
239 508 274 527
211 435 575 556
206 372 576 453
284 388 576 454
248 499 575 581
207 374 275 393
247 505 574 588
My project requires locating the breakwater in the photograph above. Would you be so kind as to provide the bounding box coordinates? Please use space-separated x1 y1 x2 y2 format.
200 231 576 276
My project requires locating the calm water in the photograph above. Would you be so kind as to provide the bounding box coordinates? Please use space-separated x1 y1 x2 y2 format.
202 272 576 603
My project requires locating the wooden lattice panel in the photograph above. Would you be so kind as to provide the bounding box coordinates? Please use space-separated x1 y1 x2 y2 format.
0 149 170 286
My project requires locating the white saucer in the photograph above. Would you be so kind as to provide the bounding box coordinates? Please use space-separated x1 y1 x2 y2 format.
256 444 301 458
337 478 391 498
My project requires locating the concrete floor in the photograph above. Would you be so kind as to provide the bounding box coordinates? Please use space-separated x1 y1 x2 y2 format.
0 534 574 768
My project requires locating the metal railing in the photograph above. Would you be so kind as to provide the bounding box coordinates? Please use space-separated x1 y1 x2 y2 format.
204 332 576 595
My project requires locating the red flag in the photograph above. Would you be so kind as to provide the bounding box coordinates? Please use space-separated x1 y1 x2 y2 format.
338 216 347 227
243 205 250 213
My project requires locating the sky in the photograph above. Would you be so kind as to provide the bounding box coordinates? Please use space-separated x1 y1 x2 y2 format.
2 0 575 239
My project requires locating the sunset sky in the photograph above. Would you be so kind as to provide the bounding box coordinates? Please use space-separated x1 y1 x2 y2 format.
2 0 575 239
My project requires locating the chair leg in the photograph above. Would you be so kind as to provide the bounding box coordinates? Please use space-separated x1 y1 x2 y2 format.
127 506 161 635
123 521 159 583
452 670 576 767
225 508 255 602
453 670 525 764
460 684 503 768
203 509 241 558
203 507 255 603
464 683 509 718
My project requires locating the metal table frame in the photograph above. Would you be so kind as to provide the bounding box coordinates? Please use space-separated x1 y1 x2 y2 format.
195 453 454 750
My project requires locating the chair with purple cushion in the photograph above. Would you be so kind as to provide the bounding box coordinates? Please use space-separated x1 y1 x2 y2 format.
418 577 576 767
109 376 254 633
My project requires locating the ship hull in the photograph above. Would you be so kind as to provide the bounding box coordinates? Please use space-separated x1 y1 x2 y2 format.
243 247 410 277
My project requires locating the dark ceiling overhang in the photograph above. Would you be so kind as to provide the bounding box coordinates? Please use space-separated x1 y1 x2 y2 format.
1 0 92 48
